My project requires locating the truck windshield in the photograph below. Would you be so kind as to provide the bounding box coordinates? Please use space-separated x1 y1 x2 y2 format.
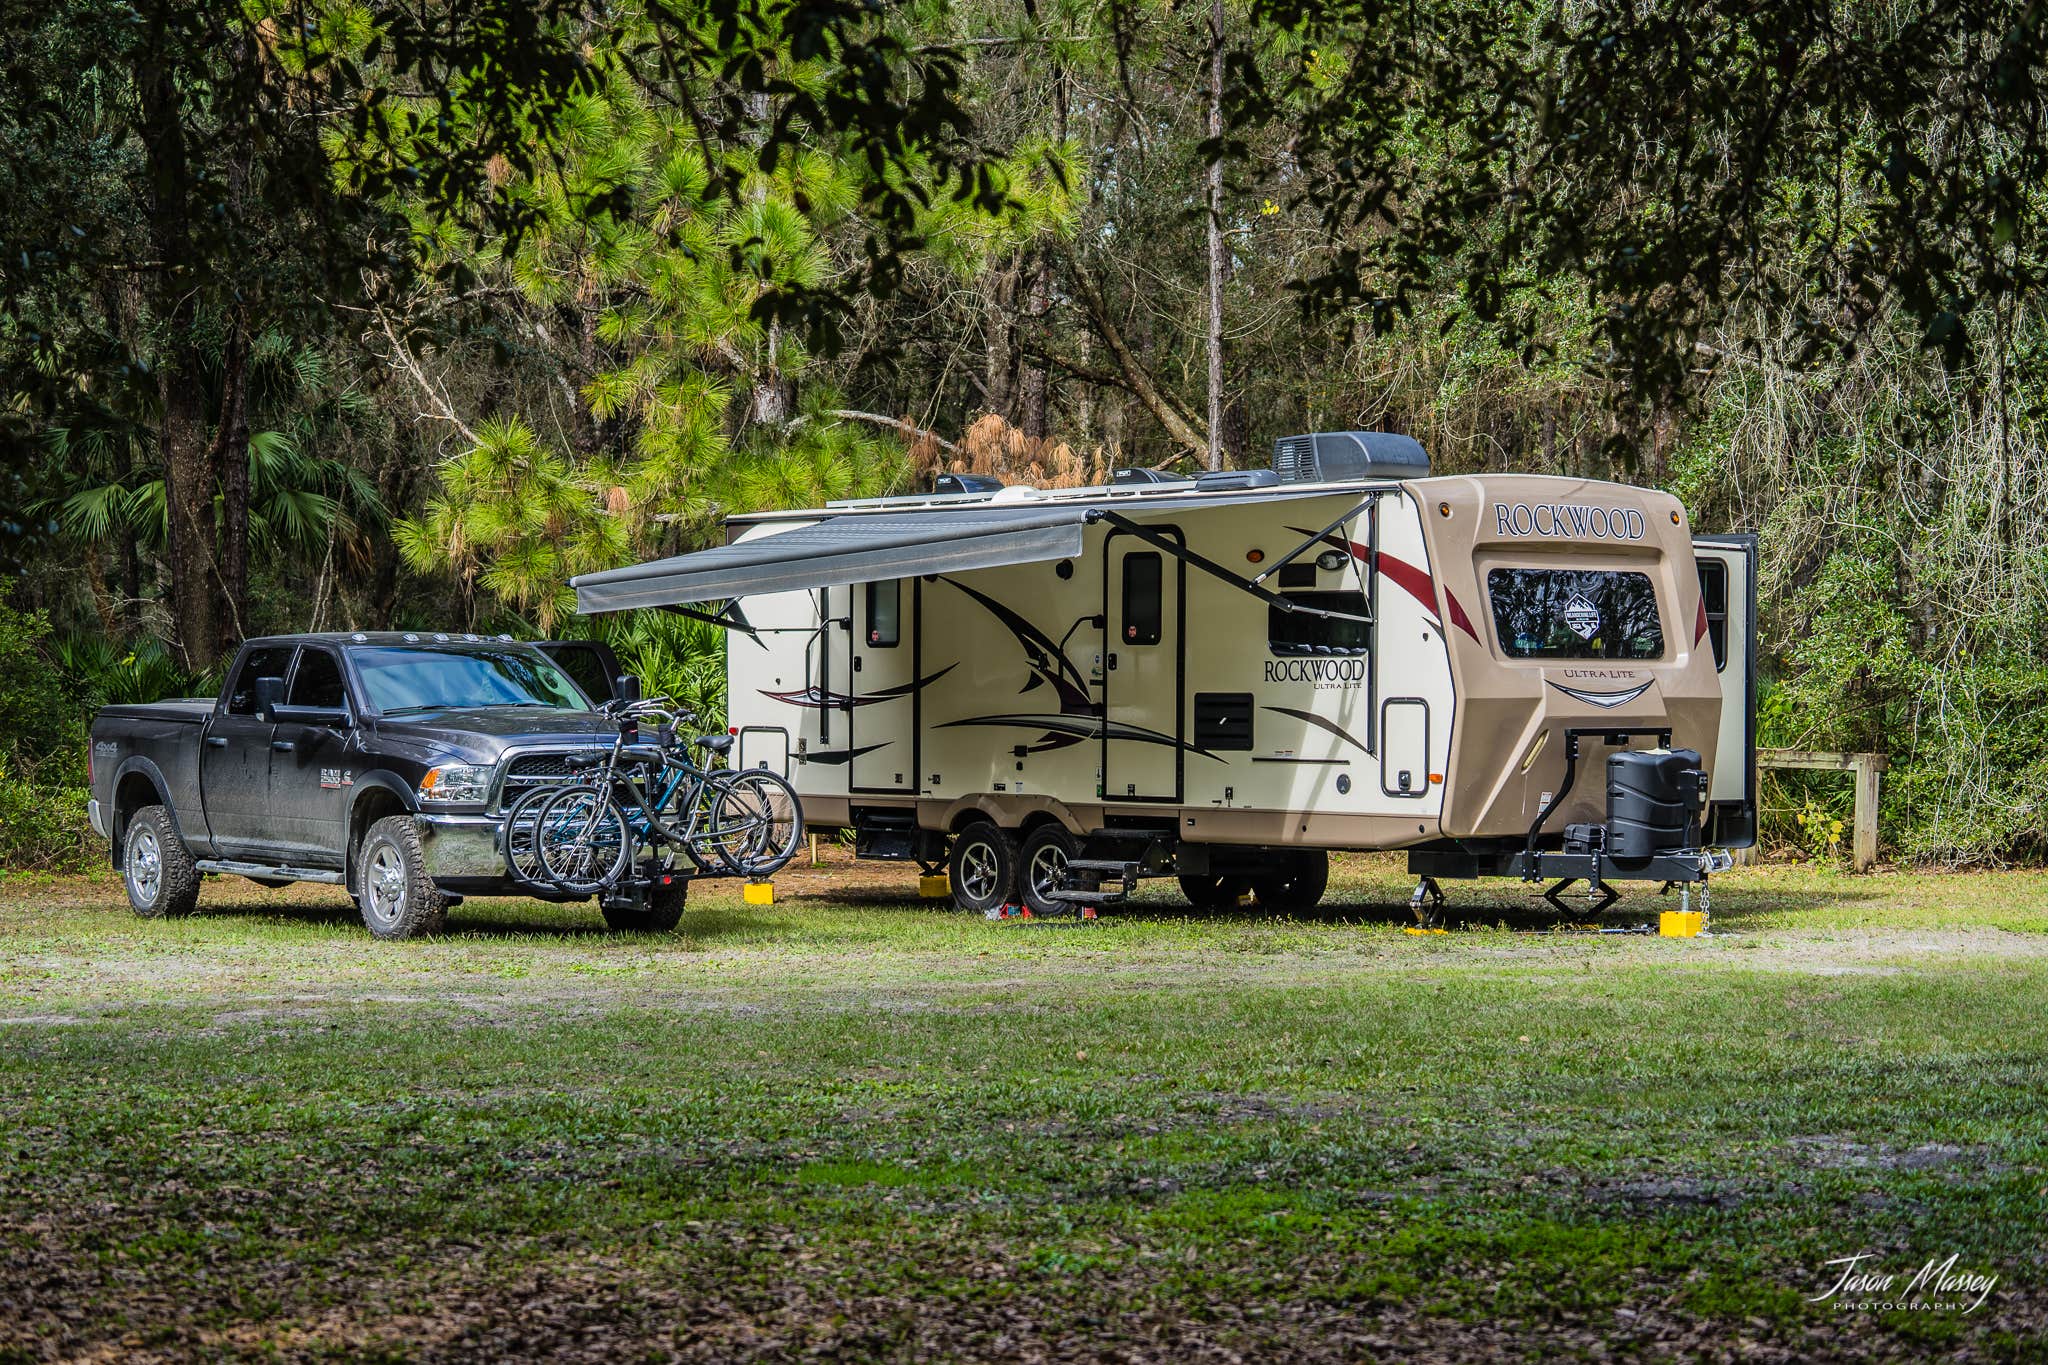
352 647 592 715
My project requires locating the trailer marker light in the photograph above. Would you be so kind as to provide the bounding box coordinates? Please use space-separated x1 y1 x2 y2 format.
1246 549 1265 564
1439 502 1452 516
1670 510 1681 524
1429 772 1443 784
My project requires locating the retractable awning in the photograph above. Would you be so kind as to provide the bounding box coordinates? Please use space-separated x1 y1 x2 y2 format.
571 506 1094 614
570 487 1363 615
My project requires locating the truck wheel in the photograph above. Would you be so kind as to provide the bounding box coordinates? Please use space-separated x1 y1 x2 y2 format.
123 805 200 919
355 815 448 940
1178 874 1249 912
602 878 687 932
1019 825 1092 918
1252 850 1329 914
948 822 1018 914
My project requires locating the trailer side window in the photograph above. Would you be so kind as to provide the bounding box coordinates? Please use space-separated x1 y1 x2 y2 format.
1121 553 1163 646
1268 592 1372 656
1696 559 1729 671
865 580 901 648
1487 568 1665 660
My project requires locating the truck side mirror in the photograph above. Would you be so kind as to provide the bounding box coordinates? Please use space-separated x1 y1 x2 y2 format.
614 673 641 704
254 675 287 722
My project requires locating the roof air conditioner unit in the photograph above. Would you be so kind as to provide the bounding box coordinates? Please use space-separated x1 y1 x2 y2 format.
1271 432 1430 484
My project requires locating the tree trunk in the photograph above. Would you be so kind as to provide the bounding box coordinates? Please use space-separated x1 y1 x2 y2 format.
1018 250 1054 439
213 320 252 655
1205 0 1227 472
982 258 1020 423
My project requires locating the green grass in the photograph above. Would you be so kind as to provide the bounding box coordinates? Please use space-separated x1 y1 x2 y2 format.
1 856 2045 1360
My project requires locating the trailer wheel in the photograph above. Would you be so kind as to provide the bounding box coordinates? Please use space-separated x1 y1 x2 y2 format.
1019 825 1093 918
123 805 200 919
1178 874 1249 912
602 878 687 932
1252 850 1329 914
948 822 1018 914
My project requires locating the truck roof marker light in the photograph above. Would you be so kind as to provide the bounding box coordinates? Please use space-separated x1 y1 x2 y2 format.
463 633 479 642
403 633 419 643
351 632 367 642
434 633 450 642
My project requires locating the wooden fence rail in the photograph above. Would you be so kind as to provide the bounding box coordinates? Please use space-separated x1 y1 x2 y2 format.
1742 749 1887 872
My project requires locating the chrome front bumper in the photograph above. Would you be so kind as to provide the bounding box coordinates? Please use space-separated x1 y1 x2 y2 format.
415 812 507 882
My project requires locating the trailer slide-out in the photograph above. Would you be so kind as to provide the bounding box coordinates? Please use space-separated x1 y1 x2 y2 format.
572 432 1756 917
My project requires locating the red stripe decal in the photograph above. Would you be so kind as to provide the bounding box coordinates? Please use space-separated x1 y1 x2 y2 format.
1340 538 1482 644
1694 594 1709 645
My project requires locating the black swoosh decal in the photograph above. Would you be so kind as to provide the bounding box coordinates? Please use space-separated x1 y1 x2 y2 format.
1262 705 1374 757
1547 680 1653 710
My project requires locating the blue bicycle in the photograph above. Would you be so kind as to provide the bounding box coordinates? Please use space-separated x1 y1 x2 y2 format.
502 695 802 898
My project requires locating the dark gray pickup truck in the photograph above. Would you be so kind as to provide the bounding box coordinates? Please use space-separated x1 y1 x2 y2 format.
85 631 687 939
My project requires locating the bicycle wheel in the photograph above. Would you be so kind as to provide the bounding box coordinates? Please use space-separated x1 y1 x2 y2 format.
533 785 632 894
501 785 563 889
706 770 804 878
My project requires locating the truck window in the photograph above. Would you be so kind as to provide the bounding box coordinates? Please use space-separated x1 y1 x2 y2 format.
1121 553 1162 646
1268 591 1371 656
289 647 348 709
225 645 297 714
1486 567 1666 660
352 646 591 715
865 580 901 648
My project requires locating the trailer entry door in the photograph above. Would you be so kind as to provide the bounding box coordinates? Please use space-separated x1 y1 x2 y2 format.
849 577 919 793
1102 530 1184 803
1692 534 1758 847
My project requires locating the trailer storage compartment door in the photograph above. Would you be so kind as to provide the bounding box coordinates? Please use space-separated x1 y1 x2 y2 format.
849 578 919 793
1692 534 1757 848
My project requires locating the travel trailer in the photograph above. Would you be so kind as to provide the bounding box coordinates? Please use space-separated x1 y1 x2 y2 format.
572 433 1756 917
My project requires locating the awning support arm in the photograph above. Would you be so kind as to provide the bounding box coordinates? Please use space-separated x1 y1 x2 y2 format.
1085 509 1373 625
657 599 759 640
1251 496 1376 585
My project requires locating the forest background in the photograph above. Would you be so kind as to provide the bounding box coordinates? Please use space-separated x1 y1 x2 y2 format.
5 0 2046 869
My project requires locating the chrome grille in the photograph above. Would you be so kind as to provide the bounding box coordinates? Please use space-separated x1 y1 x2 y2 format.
496 749 604 810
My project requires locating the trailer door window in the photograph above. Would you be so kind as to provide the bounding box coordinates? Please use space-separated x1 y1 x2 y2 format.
865 580 901 648
1121 553 1162 645
1268 591 1372 656
1487 568 1665 660
1696 559 1728 670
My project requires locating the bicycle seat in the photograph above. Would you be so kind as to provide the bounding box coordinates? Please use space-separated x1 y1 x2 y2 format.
562 752 607 770
695 733 734 755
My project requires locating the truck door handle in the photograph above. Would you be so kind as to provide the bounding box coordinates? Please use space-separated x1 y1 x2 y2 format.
271 739 295 753
206 736 228 748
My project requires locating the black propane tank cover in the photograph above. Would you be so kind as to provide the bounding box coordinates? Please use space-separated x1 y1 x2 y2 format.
1606 748 1706 860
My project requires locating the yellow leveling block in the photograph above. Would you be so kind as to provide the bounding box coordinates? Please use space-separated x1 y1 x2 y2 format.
919 873 952 900
1659 910 1704 937
743 881 775 906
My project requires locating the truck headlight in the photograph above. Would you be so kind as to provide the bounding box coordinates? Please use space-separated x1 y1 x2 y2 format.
418 764 492 805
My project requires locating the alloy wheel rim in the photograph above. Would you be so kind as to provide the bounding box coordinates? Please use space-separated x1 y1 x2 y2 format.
367 844 405 923
1029 845 1066 899
129 827 161 905
960 841 999 901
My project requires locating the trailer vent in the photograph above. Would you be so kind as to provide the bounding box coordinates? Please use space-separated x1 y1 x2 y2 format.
1194 693 1255 751
1272 432 1431 484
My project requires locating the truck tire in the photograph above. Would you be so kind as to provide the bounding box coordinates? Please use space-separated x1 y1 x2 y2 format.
602 878 688 932
948 821 1018 915
355 815 448 940
1178 874 1249 912
1019 825 1092 918
123 805 200 919
1252 850 1329 914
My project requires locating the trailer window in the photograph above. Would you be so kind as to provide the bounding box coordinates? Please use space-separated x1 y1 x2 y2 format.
1697 559 1729 670
1487 568 1665 660
865 580 901 648
1121 553 1162 646
1268 592 1372 656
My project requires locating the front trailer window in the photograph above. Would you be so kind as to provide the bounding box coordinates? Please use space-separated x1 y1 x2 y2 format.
352 647 593 716
1487 568 1666 661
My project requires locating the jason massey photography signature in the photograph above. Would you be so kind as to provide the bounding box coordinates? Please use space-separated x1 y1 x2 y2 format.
1810 1253 2000 1313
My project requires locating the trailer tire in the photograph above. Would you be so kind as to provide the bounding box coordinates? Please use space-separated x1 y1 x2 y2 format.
1178 874 1249 912
948 822 1018 914
1019 825 1093 918
1252 850 1329 914
123 805 200 919
602 878 687 933
355 815 448 940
